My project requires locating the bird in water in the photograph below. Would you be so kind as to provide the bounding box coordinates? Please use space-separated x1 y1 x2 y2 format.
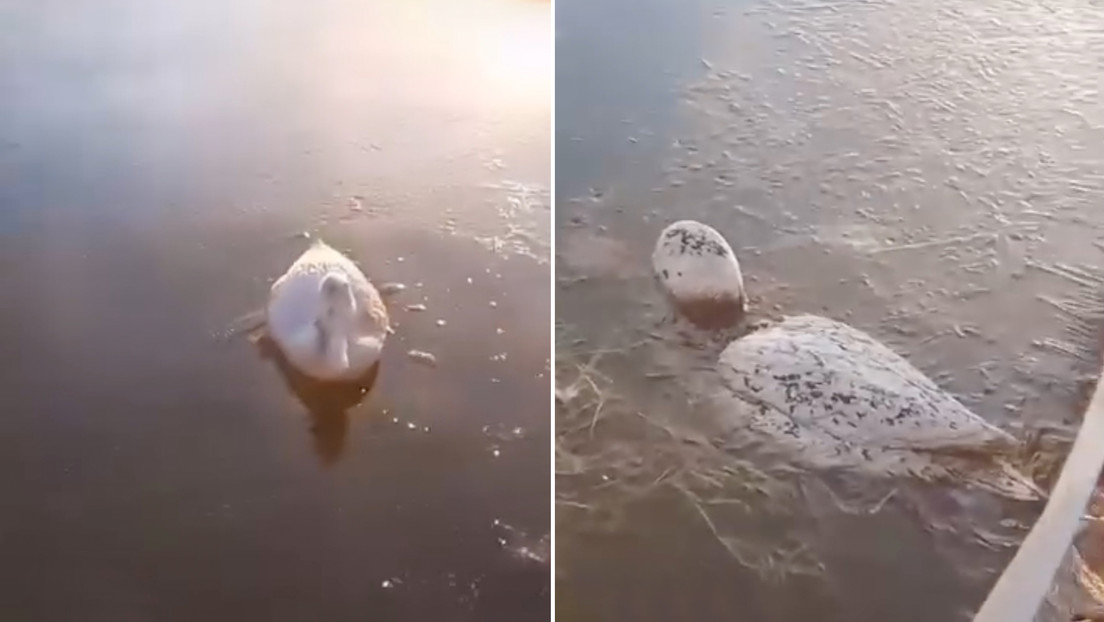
651 219 1043 501
266 238 390 382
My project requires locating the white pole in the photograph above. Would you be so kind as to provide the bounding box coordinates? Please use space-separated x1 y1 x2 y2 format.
972 377 1104 621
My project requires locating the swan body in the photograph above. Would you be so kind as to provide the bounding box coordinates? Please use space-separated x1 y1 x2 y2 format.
652 220 1042 500
267 239 390 382
714 314 1041 499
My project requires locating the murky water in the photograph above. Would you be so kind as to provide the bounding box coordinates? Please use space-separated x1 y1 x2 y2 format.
557 0 1104 619
0 1 550 620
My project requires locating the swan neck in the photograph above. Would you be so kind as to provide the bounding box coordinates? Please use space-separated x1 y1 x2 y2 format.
324 329 350 372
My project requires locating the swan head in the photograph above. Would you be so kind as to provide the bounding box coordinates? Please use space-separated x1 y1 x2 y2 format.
320 272 357 316
652 220 746 329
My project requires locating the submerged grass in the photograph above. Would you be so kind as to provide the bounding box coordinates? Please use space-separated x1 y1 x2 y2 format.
554 321 822 579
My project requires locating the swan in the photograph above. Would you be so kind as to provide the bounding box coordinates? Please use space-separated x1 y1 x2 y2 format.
266 239 390 382
652 219 1043 501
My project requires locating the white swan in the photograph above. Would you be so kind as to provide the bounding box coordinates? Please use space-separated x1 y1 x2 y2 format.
266 239 390 382
652 220 1043 501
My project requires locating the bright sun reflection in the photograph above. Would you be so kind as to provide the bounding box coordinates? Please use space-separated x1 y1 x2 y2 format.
476 9 552 108
310 0 550 118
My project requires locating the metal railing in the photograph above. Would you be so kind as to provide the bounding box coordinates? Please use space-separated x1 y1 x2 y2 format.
971 374 1104 621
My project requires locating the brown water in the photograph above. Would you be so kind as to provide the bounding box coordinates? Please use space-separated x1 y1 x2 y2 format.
0 1 550 620
556 0 1104 619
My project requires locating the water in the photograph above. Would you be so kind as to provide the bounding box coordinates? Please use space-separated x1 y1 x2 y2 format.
556 0 1104 619
0 1 550 620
